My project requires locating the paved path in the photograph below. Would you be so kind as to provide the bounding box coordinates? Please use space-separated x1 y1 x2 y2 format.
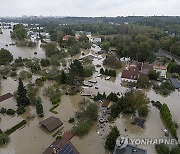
159 49 180 65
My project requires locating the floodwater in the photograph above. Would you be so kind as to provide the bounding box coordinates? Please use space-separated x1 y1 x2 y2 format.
0 28 180 154
0 29 45 59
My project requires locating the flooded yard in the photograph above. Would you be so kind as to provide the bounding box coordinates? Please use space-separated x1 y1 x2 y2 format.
0 28 180 154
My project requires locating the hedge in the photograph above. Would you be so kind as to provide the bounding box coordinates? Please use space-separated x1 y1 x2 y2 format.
49 104 59 114
5 120 27 135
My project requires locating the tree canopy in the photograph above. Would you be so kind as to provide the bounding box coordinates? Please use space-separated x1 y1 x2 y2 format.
0 48 13 65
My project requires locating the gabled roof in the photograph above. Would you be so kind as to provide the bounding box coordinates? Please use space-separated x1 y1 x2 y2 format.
0 93 13 102
63 35 71 40
114 144 147 154
121 67 140 80
101 100 110 107
169 78 180 89
39 116 63 132
43 138 79 154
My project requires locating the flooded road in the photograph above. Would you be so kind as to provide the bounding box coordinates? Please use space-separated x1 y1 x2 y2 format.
0 28 180 154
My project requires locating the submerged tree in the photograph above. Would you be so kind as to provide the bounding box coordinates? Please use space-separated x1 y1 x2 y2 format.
16 78 30 107
36 97 44 117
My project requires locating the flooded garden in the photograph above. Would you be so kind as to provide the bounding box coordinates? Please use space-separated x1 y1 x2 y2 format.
0 28 180 154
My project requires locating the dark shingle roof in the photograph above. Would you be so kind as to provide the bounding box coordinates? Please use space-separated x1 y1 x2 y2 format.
39 116 63 132
0 93 13 102
169 78 180 89
114 144 147 154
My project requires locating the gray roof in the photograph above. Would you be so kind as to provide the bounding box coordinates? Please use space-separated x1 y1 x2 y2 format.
134 118 145 128
169 78 180 89
114 144 147 154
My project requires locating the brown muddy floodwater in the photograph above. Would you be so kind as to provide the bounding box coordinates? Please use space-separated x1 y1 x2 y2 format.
0 28 180 154
0 29 45 59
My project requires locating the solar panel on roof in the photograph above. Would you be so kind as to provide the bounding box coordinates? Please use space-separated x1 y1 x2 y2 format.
57 143 76 154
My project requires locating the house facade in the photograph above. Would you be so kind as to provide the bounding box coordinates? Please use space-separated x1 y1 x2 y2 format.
153 64 167 78
90 44 102 53
91 37 102 44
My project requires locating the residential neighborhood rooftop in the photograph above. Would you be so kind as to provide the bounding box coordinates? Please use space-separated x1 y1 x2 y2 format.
39 116 63 132
43 138 79 154
114 144 147 154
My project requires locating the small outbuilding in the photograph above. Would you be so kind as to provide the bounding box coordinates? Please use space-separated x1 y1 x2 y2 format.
39 116 63 132
133 118 145 128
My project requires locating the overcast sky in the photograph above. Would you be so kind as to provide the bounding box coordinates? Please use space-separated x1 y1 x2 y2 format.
0 0 180 17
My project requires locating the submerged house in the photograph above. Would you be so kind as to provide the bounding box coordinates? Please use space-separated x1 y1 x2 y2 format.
43 138 79 154
90 44 102 53
113 137 147 154
75 31 91 40
121 61 153 83
91 37 102 44
63 35 71 41
153 63 167 78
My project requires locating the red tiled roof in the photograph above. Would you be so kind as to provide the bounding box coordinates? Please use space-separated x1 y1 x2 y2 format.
121 67 140 80
0 93 13 102
101 100 110 107
63 35 71 40
63 131 74 140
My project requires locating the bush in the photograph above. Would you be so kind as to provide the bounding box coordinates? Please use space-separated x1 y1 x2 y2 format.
40 59 50 67
51 97 61 105
6 109 15 115
0 107 7 114
68 118 75 123
138 106 149 117
49 104 59 114
0 130 9 145
10 71 17 77
16 105 26 115
19 70 32 80
100 68 116 77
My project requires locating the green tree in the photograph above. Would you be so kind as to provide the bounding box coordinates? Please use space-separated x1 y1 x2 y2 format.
11 24 27 40
155 144 169 154
42 42 59 57
0 129 9 145
137 75 150 88
105 126 120 151
16 105 26 115
40 59 50 67
0 48 13 65
36 97 44 117
148 70 160 80
60 70 67 84
16 78 30 107
171 146 180 154
102 42 110 51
